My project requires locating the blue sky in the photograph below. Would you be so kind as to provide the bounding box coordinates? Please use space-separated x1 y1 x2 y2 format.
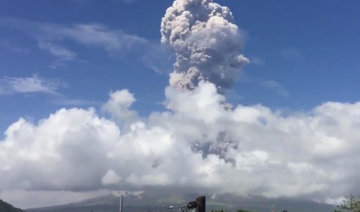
1 0 359 134
2 0 360 208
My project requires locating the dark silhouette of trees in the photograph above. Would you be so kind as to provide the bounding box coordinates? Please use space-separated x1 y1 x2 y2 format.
335 195 360 212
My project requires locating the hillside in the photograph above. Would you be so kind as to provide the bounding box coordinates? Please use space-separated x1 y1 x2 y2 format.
0 199 25 212
26 191 335 212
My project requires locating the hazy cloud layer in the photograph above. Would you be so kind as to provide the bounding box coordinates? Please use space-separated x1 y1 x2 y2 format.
1 82 360 206
161 0 248 92
0 76 59 95
0 18 147 67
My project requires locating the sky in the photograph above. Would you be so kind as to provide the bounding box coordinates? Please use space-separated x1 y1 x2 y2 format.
1 0 360 209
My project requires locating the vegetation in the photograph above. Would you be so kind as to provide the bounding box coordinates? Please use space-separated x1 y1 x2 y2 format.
335 195 360 212
211 209 251 212
237 209 251 212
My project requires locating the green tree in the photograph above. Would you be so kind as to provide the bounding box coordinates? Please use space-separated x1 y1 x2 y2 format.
335 195 360 212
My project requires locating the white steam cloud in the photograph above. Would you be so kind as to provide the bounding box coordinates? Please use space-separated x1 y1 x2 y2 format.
1 83 360 206
161 0 248 92
0 0 358 208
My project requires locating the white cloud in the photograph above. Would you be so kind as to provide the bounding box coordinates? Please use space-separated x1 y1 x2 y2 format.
0 75 101 106
0 18 147 66
1 82 360 207
0 76 59 95
102 90 138 124
38 42 77 61
102 170 122 185
41 23 147 51
0 1 356 209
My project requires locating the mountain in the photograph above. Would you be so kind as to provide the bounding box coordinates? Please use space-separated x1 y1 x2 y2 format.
26 191 335 212
0 199 25 212
207 194 336 212
26 192 171 212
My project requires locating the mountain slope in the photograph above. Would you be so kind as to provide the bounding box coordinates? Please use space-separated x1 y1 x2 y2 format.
0 199 25 212
27 192 335 212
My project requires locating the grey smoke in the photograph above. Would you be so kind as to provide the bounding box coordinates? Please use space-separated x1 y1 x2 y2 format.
161 0 249 92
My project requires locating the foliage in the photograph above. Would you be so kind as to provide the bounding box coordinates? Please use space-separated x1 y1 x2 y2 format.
211 209 250 212
237 209 251 212
335 195 360 212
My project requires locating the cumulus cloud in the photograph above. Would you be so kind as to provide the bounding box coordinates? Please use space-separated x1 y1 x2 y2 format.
0 76 59 95
161 0 248 92
102 90 138 124
1 82 360 206
102 170 122 186
0 0 357 209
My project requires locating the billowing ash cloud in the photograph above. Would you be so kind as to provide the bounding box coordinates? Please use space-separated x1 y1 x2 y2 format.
0 0 358 209
161 0 249 92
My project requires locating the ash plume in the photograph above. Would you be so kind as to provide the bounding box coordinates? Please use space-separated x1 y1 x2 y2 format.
161 0 249 92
